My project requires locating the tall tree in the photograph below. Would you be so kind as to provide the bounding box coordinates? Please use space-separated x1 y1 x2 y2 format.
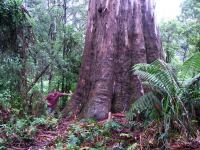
64 0 165 120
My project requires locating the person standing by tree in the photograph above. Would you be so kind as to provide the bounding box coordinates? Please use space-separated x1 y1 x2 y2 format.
45 90 68 114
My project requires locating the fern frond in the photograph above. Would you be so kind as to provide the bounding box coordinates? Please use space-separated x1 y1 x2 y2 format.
182 52 200 73
156 60 180 88
149 59 180 90
142 81 164 94
133 62 160 74
134 70 166 91
134 59 174 76
184 72 200 88
134 69 177 96
127 92 160 120
133 59 180 96
127 143 138 150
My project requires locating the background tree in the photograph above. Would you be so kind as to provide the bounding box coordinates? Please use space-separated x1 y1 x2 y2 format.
160 0 200 64
0 0 87 117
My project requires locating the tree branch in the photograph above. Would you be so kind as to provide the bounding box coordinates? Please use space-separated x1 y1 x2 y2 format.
26 64 50 94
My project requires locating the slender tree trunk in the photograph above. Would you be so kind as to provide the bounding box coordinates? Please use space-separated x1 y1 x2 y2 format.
17 27 29 115
63 0 164 120
41 77 44 93
48 66 53 91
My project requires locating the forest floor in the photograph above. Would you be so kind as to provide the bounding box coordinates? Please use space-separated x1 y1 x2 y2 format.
4 113 200 150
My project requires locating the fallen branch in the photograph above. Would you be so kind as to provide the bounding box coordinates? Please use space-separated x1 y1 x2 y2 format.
42 131 58 135
38 134 54 138
26 64 50 94
10 146 26 150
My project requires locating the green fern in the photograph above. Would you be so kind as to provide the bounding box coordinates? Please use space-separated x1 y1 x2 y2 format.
182 52 200 74
184 72 200 88
133 60 179 96
128 59 199 143
127 143 138 150
127 92 160 120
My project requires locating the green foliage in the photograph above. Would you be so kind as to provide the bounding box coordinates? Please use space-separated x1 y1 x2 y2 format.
41 120 134 150
0 0 87 118
67 122 104 147
0 0 30 52
181 0 199 58
181 0 200 21
181 52 200 75
0 0 25 25
103 121 122 132
128 58 200 146
0 118 36 146
160 0 200 64
31 117 47 126
127 92 160 120
25 0 85 96
160 20 187 63
0 0 30 116
0 116 59 147
127 143 138 150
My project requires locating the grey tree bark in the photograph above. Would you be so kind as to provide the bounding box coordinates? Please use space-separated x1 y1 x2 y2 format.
63 0 165 120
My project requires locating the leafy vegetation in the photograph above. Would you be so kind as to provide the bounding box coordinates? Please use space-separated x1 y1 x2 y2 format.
127 0 200 148
128 57 200 147
0 0 87 148
43 119 139 150
0 116 58 148
0 0 86 117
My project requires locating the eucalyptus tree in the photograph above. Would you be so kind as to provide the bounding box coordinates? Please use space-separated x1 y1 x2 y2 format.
64 0 165 120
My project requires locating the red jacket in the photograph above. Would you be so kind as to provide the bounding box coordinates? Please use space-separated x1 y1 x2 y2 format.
46 92 65 109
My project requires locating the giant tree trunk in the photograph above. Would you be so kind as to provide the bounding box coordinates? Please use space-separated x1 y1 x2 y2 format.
63 0 165 120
